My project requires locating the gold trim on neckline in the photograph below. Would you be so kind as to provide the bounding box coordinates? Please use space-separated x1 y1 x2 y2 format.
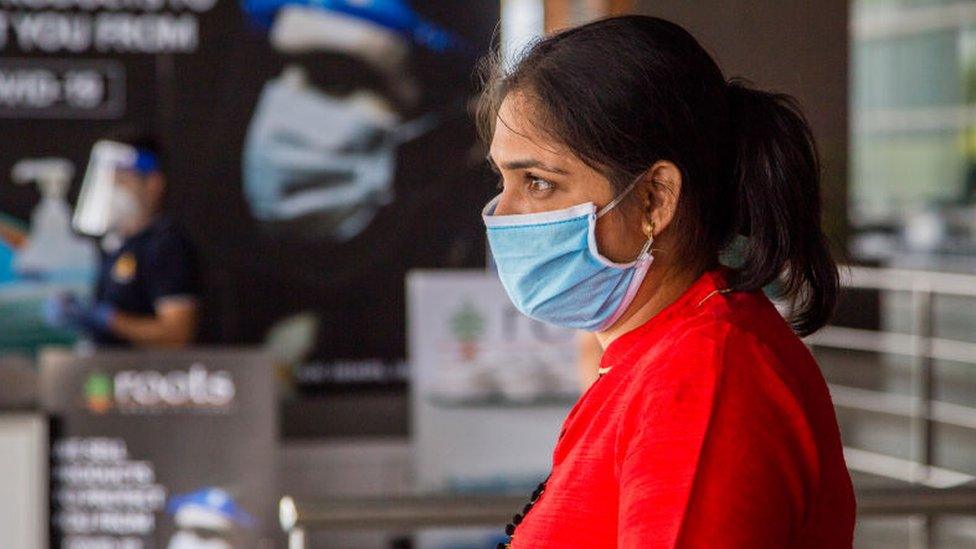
696 287 731 308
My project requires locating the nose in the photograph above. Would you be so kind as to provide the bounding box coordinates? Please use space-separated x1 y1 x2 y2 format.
492 188 519 216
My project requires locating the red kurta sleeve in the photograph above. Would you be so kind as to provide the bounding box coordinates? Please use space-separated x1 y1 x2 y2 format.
615 321 820 548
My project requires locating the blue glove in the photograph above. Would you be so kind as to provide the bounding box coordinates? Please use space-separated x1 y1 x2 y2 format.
43 293 115 333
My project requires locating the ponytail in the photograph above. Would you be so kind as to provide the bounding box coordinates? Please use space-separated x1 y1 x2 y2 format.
725 77 839 336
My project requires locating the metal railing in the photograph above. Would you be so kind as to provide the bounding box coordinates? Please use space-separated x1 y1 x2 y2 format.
279 494 527 549
279 485 976 548
805 267 976 487
806 266 976 548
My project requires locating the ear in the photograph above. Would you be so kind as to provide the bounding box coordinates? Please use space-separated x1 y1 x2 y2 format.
144 172 166 211
641 160 682 237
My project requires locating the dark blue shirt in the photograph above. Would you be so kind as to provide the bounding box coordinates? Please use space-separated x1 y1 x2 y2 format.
94 216 197 345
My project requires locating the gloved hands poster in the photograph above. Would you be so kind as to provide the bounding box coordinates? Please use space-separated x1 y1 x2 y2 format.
0 1 499 390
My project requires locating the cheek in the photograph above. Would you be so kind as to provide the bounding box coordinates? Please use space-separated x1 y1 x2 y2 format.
593 213 644 263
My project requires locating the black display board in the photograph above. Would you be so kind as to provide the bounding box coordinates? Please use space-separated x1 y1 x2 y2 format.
40 349 277 548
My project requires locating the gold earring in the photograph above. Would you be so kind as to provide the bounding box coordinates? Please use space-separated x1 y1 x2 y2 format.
642 219 655 239
641 197 655 238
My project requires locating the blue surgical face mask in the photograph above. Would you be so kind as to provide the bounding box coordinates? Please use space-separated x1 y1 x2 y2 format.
482 177 654 331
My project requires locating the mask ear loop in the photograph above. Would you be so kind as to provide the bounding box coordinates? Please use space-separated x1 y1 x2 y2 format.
634 231 654 261
640 194 657 261
596 176 641 219
595 173 655 263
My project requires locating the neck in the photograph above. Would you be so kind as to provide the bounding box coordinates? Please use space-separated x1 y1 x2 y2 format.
594 265 700 349
120 213 154 238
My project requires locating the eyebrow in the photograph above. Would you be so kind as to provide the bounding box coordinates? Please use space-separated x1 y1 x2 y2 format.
486 154 570 175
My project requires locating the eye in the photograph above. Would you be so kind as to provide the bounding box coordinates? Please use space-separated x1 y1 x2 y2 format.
495 177 505 190
526 175 555 195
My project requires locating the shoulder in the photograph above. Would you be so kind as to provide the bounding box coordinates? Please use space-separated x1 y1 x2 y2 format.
617 311 821 470
619 306 811 434
628 310 780 387
143 217 194 255
663 287 805 372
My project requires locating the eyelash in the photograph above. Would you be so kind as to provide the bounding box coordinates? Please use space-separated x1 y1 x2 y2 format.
495 173 556 194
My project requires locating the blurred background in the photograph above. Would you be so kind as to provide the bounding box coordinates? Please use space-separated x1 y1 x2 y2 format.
1 0 975 547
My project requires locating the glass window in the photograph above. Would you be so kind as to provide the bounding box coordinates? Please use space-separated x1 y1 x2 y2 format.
850 0 976 265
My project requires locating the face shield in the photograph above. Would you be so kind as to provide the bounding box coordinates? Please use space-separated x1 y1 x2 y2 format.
72 140 159 237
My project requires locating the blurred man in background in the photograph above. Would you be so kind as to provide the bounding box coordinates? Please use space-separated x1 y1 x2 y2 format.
45 132 199 348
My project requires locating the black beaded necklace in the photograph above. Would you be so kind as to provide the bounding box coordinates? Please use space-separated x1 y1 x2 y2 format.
496 369 610 549
496 474 550 549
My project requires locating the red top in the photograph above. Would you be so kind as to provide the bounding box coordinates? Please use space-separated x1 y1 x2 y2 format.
509 268 856 548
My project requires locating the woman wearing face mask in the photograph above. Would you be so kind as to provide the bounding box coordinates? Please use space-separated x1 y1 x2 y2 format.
480 15 855 549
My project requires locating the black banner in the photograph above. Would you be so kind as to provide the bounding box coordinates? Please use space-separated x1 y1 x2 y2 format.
0 0 499 390
40 349 277 548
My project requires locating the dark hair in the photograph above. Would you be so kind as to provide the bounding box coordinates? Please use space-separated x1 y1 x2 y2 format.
476 15 838 336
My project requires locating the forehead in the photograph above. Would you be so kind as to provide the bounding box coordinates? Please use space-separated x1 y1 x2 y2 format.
489 93 570 164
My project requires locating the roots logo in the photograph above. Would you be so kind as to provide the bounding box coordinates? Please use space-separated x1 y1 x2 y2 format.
83 372 113 414
83 364 236 413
